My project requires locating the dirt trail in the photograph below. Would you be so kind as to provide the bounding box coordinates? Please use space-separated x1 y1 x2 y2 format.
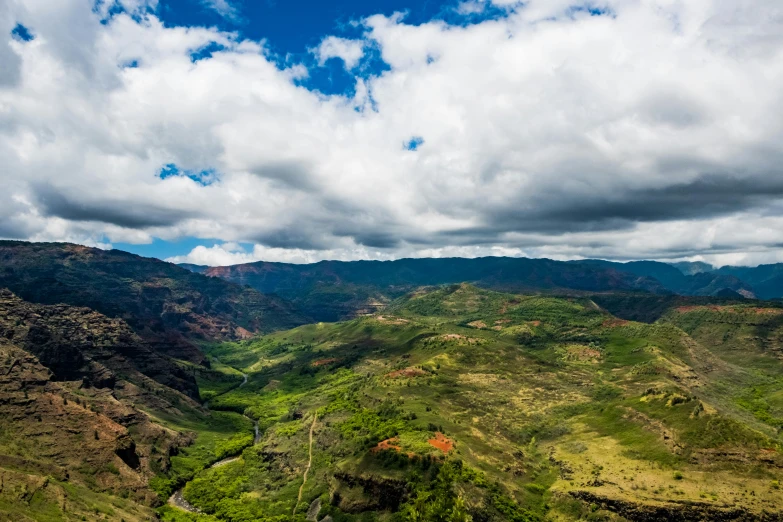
293 412 318 517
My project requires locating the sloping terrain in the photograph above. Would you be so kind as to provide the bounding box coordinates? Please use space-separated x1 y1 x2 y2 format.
160 284 783 522
589 293 764 324
193 257 667 321
0 290 255 521
715 264 783 300
4 244 783 521
575 260 755 298
0 289 199 397
659 303 783 432
670 262 716 276
0 241 307 362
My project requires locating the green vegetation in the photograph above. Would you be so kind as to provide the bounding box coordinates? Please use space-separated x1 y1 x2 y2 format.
154 285 782 521
148 410 254 499
6 274 783 521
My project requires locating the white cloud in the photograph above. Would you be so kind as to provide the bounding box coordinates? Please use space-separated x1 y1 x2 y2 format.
202 0 241 22
2 0 783 265
455 0 488 15
315 36 365 69
167 242 398 265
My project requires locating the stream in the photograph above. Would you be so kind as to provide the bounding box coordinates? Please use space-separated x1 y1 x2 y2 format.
168 370 259 513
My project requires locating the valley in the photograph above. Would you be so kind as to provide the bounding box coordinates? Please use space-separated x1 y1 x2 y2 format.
1 242 782 521
156 285 782 522
7 2 783 520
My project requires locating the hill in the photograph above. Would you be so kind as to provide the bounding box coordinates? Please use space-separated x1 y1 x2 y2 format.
0 286 270 521
670 261 715 276
574 259 755 298
0 288 199 398
177 263 210 274
0 241 307 363
156 284 783 522
192 257 667 321
715 264 783 300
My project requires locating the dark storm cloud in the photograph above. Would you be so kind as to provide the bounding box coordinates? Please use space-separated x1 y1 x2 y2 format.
251 229 331 250
0 219 29 239
34 185 194 228
252 213 403 251
470 172 783 237
347 231 400 249
250 161 319 192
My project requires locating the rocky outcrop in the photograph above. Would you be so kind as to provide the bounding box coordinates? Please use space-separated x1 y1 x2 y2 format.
569 491 783 522
332 472 408 512
0 293 206 506
0 289 199 398
0 241 307 355
0 343 149 500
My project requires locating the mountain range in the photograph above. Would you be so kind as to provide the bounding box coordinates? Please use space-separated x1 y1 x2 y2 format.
2 240 783 521
179 255 783 322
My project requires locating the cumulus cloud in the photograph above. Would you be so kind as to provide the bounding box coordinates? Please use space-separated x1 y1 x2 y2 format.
1 0 783 265
315 36 365 69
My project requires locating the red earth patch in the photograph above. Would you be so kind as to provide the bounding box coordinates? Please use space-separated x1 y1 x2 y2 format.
372 437 402 453
235 326 254 339
386 367 428 379
311 358 339 367
428 432 454 453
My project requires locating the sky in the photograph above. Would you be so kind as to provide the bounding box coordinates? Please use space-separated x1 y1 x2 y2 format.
1 0 783 267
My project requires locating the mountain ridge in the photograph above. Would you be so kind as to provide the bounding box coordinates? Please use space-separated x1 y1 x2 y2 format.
0 241 308 361
193 256 668 321
179 255 783 317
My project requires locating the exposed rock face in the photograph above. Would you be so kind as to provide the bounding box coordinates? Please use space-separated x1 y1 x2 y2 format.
570 491 783 522
115 436 141 470
0 295 200 506
0 343 150 501
306 497 322 521
0 289 199 398
332 472 409 512
0 241 307 360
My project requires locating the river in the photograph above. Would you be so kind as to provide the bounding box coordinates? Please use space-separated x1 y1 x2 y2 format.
168 370 258 513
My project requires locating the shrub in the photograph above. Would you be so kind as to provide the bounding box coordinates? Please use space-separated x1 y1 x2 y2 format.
524 483 546 495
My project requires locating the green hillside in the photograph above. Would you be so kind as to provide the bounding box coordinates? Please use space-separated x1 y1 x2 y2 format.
157 285 783 522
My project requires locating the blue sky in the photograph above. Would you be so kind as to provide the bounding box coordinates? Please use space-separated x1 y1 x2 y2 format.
155 0 478 97
157 0 447 48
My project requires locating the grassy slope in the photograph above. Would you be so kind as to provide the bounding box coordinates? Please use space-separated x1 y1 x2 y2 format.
160 284 782 522
659 305 783 433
